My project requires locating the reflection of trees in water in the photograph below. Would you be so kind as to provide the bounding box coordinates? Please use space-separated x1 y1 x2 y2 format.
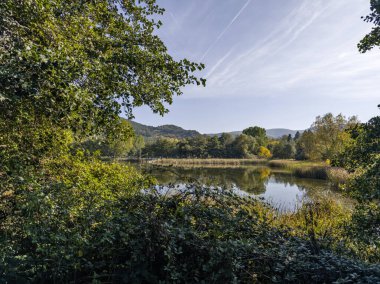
140 165 339 206
269 173 331 196
142 165 333 197
143 166 272 195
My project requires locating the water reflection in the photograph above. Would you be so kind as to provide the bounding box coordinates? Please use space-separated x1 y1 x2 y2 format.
137 165 337 211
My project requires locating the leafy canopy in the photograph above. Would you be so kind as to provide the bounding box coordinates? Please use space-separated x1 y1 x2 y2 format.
242 126 268 147
358 0 380 52
0 0 205 138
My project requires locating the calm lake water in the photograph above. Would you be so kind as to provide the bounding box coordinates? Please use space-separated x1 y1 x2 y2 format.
135 164 343 212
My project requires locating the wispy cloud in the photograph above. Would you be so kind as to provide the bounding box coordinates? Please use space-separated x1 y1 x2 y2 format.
135 0 380 133
208 0 330 87
205 48 235 78
168 11 179 28
200 0 253 61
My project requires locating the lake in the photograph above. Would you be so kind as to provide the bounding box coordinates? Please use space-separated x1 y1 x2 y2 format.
136 164 344 212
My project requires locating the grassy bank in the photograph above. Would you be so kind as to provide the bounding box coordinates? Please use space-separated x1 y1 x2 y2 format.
150 158 325 168
149 158 269 166
149 158 350 184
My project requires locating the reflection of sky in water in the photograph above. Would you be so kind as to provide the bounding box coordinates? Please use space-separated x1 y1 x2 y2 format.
138 165 333 212
152 178 309 212
259 177 308 212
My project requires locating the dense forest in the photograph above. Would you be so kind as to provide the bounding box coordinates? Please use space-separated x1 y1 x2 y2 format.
1 0 380 283
129 120 201 139
141 113 358 160
95 113 358 162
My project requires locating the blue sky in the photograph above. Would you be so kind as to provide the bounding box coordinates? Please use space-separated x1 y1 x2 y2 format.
130 0 380 133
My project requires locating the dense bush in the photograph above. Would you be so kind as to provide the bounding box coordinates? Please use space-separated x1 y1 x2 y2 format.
1 162 380 283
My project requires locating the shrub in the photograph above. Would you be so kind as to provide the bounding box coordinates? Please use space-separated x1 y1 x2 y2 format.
1 174 380 283
258 146 272 159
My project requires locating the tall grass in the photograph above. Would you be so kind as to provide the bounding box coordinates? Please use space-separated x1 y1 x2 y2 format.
149 158 268 166
327 167 350 186
267 159 325 169
274 196 353 243
150 158 350 184
293 167 328 180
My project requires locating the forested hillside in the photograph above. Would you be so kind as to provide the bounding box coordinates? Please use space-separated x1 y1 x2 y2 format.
130 119 302 139
128 120 200 138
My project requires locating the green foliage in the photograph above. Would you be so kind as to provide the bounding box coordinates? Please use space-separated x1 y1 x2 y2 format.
0 0 205 168
2 178 380 283
358 0 380 53
80 119 136 158
144 137 180 158
143 133 260 159
132 135 145 159
272 136 296 159
0 155 153 282
1 0 380 281
346 202 380 262
338 114 380 200
230 134 257 158
295 114 358 161
347 157 380 201
243 126 268 147
335 116 380 171
129 120 201 139
336 111 380 263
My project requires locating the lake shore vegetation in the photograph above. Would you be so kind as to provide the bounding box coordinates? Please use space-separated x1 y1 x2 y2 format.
1 0 380 282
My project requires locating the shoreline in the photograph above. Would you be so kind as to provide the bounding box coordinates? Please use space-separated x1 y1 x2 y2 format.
146 158 349 184
148 158 324 167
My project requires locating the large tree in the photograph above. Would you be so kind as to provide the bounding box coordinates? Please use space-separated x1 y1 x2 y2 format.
242 126 268 147
358 0 380 53
0 0 205 164
295 114 358 161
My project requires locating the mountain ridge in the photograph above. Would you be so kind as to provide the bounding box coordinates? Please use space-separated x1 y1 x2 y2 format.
129 120 303 139
128 120 201 139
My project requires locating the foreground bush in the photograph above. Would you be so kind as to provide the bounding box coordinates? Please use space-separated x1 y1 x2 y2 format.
1 160 379 283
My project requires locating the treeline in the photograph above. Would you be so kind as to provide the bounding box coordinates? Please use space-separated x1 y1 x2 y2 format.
139 113 359 161
2 0 380 282
143 132 269 159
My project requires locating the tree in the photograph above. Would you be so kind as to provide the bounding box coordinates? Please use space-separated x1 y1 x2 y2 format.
219 133 234 147
273 136 296 159
295 130 318 160
312 113 358 160
294 131 301 141
358 0 380 53
132 135 145 159
295 114 358 161
257 146 272 159
230 134 256 158
242 126 268 147
207 136 222 158
335 115 380 171
0 0 205 166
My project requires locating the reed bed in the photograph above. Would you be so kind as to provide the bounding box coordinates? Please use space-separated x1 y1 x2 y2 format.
149 158 268 166
149 158 350 184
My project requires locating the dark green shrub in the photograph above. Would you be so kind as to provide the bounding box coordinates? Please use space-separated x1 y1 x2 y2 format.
1 174 379 283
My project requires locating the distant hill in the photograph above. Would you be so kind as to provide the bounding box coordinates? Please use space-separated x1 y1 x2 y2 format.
129 120 302 139
129 120 201 139
266 129 303 139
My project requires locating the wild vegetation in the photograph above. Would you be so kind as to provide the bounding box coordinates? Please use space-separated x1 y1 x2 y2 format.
1 0 380 283
112 113 359 163
129 120 201 139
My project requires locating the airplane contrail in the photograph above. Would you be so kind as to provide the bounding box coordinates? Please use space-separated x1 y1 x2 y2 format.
200 0 253 61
